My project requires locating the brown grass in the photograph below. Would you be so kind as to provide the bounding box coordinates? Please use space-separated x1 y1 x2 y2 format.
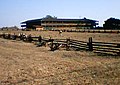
1 30 120 42
0 30 120 85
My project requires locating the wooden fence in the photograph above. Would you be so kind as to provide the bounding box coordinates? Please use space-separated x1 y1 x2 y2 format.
93 41 120 56
50 29 120 33
0 33 120 56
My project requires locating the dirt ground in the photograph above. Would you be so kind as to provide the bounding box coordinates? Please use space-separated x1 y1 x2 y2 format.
0 31 120 85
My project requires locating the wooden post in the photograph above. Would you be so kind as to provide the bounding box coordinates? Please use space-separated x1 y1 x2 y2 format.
19 33 23 40
7 34 11 39
111 30 112 33
12 33 17 40
38 35 42 42
66 38 70 51
88 37 93 51
117 30 119 34
27 34 32 42
117 44 120 55
50 39 54 51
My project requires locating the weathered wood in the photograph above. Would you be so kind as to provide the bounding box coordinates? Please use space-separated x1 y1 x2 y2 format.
50 39 54 51
88 37 93 51
93 44 117 48
117 44 120 55
1 33 5 38
26 34 33 42
38 35 42 42
70 45 87 51
93 46 120 50
70 41 87 46
6 34 11 39
11 34 17 40
66 38 70 51
0 33 120 56
93 42 119 45
70 39 87 43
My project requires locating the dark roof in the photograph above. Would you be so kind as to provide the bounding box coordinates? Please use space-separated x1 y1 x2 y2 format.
21 16 98 24
42 18 98 22
21 19 42 24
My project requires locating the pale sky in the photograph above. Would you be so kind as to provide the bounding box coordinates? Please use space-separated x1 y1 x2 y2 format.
0 0 119 28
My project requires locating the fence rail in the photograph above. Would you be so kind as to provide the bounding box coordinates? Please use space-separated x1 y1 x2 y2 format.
0 33 120 56
50 29 120 33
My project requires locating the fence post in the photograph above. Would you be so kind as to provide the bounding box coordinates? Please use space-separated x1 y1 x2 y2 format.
27 34 32 42
19 33 24 40
88 37 93 51
12 33 17 40
6 33 11 39
50 39 54 51
117 44 120 55
7 34 11 39
38 35 42 42
66 38 70 51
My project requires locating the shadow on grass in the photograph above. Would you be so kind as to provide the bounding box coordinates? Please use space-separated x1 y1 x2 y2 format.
94 52 120 59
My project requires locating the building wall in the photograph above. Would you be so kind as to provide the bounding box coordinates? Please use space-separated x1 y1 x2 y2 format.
41 22 94 29
36 27 44 30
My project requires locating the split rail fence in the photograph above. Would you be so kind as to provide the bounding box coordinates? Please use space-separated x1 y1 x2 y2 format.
0 33 120 56
50 29 120 33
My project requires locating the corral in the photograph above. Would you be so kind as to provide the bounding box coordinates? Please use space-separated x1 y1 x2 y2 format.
0 30 120 84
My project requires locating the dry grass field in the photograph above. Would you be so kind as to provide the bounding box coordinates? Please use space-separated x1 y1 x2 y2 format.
0 30 120 85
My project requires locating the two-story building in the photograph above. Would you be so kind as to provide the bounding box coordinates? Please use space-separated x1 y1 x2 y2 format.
21 15 98 30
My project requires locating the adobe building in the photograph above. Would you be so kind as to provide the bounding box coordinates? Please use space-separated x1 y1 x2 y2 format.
21 15 98 30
